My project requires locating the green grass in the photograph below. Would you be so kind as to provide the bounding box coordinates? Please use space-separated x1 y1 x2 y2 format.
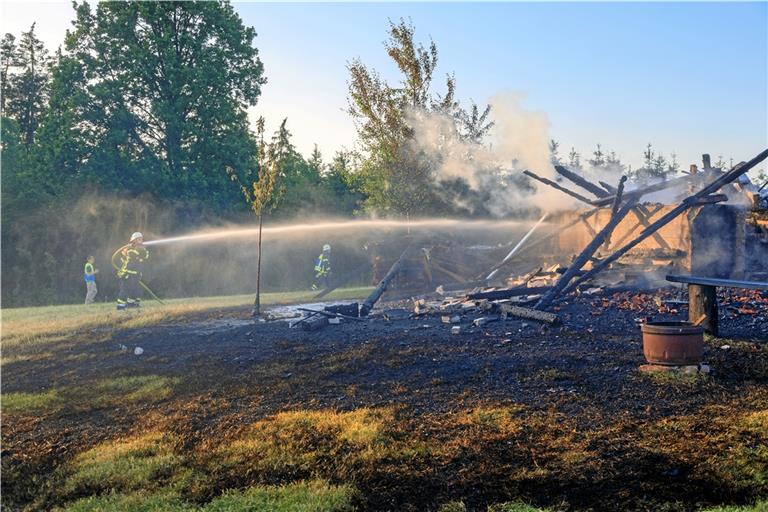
60 480 355 512
2 375 179 415
1 287 373 349
2 389 59 413
62 432 182 496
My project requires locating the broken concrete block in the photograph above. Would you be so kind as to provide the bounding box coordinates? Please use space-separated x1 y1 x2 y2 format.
451 326 461 335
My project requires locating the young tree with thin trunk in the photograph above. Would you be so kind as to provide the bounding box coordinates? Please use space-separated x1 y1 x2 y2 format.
228 117 287 316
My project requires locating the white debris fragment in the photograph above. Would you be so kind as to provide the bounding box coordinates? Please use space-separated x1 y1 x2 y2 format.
134 347 144 355
451 326 461 335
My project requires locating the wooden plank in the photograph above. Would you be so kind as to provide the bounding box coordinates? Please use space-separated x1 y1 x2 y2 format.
688 284 718 335
666 274 768 291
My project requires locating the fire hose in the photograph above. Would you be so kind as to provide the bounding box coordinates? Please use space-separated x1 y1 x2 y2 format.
111 244 166 305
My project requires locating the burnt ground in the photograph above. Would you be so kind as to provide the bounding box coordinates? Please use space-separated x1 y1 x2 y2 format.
2 288 767 511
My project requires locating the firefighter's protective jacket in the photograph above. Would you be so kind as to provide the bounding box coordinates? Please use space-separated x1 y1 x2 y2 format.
314 253 330 278
113 245 150 278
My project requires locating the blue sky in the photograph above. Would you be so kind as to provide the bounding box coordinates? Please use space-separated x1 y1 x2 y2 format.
3 1 767 173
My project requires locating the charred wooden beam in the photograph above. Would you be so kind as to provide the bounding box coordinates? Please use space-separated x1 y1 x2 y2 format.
498 304 559 324
536 194 638 310
523 170 596 205
599 181 618 194
561 148 768 295
360 244 411 316
301 314 329 331
554 165 609 197
603 176 628 250
467 285 551 300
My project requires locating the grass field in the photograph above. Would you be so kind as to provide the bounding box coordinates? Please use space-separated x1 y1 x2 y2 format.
2 287 767 511
1 287 373 350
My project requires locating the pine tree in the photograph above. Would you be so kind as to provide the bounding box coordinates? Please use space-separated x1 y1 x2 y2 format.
5 23 50 145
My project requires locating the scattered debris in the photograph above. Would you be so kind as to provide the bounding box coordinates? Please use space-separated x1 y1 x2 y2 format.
134 347 144 355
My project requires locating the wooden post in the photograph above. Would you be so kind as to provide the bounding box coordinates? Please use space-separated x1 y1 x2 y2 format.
360 244 411 316
688 283 718 335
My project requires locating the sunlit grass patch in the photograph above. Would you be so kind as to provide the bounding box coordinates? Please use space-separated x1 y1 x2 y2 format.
217 408 400 477
204 480 355 511
87 375 180 405
2 389 59 413
63 432 182 496
60 489 188 512
2 375 179 416
463 406 524 435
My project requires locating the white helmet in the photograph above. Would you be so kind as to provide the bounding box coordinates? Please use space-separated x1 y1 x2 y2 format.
130 232 144 242
323 244 331 251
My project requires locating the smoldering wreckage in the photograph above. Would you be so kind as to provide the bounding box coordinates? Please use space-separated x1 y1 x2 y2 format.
271 150 768 372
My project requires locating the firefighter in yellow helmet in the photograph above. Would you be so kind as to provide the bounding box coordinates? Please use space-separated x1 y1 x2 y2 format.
112 232 150 310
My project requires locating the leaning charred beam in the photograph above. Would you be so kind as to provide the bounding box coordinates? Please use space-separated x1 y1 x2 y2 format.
554 165 610 198
562 147 768 295
522 170 596 205
359 244 412 316
537 194 638 310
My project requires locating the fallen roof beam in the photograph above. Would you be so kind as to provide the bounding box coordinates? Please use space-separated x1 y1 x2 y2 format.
554 165 610 198
523 170 596 205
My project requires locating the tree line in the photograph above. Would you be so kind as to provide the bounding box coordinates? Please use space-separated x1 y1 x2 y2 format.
1 2 705 306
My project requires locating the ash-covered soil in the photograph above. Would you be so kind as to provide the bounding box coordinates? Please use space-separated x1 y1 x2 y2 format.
2 289 767 511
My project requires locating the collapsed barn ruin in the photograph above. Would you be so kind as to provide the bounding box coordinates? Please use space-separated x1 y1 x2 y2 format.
294 150 768 336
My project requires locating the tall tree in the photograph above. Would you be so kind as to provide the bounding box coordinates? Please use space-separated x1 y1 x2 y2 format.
63 0 266 207
347 19 483 216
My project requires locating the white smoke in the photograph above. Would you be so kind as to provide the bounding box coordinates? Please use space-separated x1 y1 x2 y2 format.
406 91 578 217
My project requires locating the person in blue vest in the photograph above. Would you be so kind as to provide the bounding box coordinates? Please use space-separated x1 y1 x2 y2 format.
84 255 99 304
112 232 150 310
312 244 332 291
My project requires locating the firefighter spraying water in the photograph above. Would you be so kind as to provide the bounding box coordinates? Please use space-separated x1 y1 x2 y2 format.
112 232 164 310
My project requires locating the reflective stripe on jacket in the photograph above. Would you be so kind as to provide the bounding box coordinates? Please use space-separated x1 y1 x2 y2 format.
314 254 330 277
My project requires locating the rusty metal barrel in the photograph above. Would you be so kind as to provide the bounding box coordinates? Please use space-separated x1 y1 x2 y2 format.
640 321 704 365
